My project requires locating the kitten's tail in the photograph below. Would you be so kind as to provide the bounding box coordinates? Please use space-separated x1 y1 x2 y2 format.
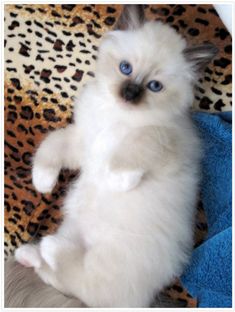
4 258 85 308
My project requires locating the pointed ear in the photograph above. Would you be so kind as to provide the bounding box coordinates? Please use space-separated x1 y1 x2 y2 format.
183 43 219 72
114 5 146 31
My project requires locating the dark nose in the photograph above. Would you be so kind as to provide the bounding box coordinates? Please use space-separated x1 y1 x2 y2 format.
121 82 144 104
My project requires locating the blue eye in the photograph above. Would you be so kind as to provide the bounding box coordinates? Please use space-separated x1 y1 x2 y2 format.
147 80 163 92
119 61 132 75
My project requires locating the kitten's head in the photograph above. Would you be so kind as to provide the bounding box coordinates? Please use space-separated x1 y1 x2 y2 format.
96 5 218 118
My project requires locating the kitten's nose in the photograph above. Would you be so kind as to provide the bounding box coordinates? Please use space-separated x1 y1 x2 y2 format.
121 82 144 104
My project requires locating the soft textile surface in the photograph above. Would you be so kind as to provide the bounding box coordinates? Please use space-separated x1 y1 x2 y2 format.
182 112 232 307
4 4 232 307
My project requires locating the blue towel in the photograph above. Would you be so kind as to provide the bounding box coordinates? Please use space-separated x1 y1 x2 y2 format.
181 111 232 307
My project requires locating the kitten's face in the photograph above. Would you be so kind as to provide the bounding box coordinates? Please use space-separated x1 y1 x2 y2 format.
96 21 193 116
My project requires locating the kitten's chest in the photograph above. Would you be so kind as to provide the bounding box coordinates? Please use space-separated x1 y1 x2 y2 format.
87 122 130 161
80 122 130 184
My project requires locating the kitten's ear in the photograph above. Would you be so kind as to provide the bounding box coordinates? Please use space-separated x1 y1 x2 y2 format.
183 43 218 72
114 5 146 30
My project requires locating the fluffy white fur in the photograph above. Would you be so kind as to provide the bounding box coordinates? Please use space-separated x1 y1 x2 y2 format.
6 6 217 307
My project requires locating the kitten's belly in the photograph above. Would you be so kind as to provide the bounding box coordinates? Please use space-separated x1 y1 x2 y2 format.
65 171 196 252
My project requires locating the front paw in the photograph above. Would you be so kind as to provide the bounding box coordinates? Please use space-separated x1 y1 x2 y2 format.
32 165 58 193
106 169 144 192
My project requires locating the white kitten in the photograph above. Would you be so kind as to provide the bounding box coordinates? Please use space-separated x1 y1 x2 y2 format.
5 5 217 308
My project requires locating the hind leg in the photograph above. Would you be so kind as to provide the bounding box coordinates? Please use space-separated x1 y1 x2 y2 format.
15 236 61 271
15 243 58 285
15 239 69 294
15 244 42 268
15 232 84 296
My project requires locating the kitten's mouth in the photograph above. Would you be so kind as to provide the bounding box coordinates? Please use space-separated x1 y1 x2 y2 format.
120 81 144 105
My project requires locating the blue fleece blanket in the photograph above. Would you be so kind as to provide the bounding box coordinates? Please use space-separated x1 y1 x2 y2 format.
181 111 232 307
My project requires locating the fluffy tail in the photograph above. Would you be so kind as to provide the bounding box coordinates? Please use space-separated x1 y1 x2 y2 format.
4 258 85 308
5 257 183 308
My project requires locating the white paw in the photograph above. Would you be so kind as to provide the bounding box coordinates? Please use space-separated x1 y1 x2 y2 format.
40 236 59 271
32 165 58 193
107 169 144 192
15 244 42 269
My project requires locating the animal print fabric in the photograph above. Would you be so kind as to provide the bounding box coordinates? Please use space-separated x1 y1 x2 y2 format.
4 4 232 307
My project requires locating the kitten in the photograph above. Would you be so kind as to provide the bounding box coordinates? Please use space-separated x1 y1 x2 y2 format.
5 5 217 308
